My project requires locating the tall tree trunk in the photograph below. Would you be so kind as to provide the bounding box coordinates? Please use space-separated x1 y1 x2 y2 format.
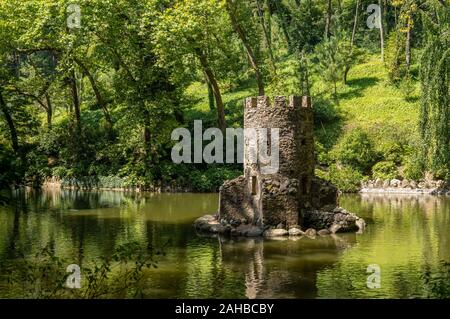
265 0 273 48
351 0 360 48
206 76 215 111
379 0 385 62
344 0 360 84
325 0 333 38
69 70 81 131
405 15 412 71
268 0 292 48
256 0 276 74
0 90 19 154
45 93 52 130
383 0 389 34
337 0 342 13
226 0 265 96
74 58 112 128
196 49 226 133
143 108 152 160
299 52 310 96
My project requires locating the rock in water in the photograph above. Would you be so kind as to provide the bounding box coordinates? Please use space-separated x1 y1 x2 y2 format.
288 228 304 236
263 229 288 237
318 229 330 236
305 228 317 237
235 225 263 237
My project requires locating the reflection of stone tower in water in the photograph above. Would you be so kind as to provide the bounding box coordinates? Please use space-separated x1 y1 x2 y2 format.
219 96 316 228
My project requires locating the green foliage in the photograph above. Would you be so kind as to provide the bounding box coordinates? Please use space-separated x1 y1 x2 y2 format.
189 166 241 192
328 164 363 193
1 241 158 299
422 261 450 299
313 97 341 125
386 29 408 83
402 154 424 180
278 0 324 52
315 141 330 166
0 0 447 191
399 75 416 101
313 37 339 97
331 128 378 174
313 24 362 99
372 161 398 180
0 143 21 188
419 5 450 181
378 141 405 164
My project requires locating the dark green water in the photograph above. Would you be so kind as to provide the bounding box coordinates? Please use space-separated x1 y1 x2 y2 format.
0 189 449 298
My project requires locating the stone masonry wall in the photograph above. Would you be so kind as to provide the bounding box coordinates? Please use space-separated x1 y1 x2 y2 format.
219 95 316 228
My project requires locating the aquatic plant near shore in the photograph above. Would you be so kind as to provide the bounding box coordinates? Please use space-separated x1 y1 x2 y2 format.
0 241 162 299
422 261 450 299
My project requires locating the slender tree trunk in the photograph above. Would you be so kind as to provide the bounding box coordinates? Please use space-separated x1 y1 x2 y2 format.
226 0 265 95
196 50 226 133
45 93 52 130
351 0 360 48
325 0 332 38
0 90 19 154
300 52 310 96
383 0 389 34
69 70 81 131
143 109 152 159
379 0 385 62
74 58 112 127
337 0 342 13
405 15 412 71
206 76 215 111
256 0 276 74
270 0 291 48
266 0 272 48
344 0 360 84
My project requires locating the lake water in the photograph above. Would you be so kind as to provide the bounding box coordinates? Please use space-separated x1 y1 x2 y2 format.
0 189 448 298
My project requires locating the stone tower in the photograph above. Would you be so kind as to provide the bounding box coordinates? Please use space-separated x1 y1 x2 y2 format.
219 95 316 228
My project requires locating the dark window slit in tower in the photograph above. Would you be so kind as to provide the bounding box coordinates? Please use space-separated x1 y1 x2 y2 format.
301 176 308 195
251 176 257 195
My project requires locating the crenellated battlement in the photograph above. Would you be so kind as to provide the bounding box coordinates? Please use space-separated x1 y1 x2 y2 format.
245 96 313 109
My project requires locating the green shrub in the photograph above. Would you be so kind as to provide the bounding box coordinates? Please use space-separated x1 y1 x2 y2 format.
400 76 416 101
189 167 241 192
331 128 378 174
1 241 158 299
378 141 405 164
0 144 21 188
401 155 423 181
385 29 408 84
422 261 450 299
372 161 398 180
314 168 329 180
328 164 363 193
313 98 341 125
315 141 330 165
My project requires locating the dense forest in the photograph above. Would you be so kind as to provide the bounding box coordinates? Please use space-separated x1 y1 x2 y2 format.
0 0 448 192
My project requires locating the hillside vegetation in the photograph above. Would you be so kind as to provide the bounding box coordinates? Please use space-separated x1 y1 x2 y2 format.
0 0 448 192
